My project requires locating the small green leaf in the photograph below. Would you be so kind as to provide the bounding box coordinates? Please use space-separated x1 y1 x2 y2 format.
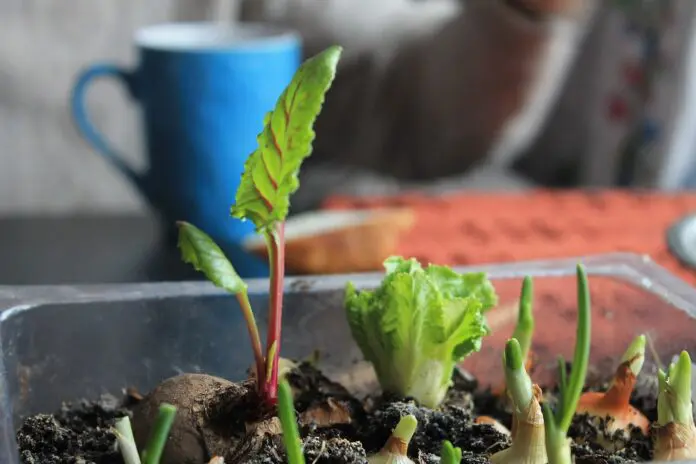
177 221 247 294
440 440 462 464
231 46 342 231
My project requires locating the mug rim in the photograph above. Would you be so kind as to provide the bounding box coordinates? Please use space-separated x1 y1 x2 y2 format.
135 22 301 53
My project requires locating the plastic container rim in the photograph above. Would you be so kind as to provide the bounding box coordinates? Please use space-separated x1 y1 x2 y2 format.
0 252 694 319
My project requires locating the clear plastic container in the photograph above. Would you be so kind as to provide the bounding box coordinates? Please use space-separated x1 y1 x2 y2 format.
1 252 695 463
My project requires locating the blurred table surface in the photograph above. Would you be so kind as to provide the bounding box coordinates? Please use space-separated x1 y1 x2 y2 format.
0 215 202 285
3 190 696 286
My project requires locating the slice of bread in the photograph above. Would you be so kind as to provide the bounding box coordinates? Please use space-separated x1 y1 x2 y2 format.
242 208 414 274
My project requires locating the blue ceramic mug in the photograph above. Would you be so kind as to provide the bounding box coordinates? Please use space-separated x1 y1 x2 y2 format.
71 23 301 275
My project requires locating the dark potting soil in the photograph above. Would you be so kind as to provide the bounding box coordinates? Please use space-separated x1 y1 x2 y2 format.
17 363 657 464
16 395 130 464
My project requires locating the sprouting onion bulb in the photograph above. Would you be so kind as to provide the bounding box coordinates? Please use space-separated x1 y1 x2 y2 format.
576 334 649 450
653 351 696 461
368 415 418 464
490 339 547 464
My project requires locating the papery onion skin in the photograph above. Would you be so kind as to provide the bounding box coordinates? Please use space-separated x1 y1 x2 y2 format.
653 422 696 461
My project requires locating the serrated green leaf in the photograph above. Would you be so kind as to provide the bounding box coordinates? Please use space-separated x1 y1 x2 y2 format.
231 46 342 231
445 297 487 361
383 256 422 275
177 221 246 294
425 265 498 311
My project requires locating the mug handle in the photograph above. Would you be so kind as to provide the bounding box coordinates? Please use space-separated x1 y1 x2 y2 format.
70 64 148 195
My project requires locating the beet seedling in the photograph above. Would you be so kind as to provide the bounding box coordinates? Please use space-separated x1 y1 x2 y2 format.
178 45 342 405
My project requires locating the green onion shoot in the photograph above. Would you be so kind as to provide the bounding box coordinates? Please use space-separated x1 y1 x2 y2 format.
653 351 696 461
141 403 177 464
542 264 591 464
278 379 305 464
113 416 141 464
368 414 418 464
114 403 177 464
477 277 535 436
511 276 534 367
490 338 546 464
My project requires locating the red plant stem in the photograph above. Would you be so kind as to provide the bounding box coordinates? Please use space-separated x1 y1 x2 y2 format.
236 292 265 390
263 222 285 404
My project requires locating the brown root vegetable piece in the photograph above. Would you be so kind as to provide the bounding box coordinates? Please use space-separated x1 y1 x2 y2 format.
131 373 264 464
300 397 353 427
242 209 414 274
475 415 511 436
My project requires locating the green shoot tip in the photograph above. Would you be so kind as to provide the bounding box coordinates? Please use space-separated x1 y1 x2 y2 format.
393 415 418 445
674 351 692 396
621 334 646 376
504 338 524 371
440 440 462 464
657 351 693 427
158 403 176 415
519 276 533 318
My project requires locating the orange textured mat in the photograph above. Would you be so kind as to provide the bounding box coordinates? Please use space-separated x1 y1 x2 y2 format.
323 189 696 284
323 190 696 385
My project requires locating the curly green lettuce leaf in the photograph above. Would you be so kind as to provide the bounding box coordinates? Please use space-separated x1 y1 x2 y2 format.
231 45 342 232
345 257 498 408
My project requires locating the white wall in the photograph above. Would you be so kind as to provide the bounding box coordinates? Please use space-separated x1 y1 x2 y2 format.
0 0 226 214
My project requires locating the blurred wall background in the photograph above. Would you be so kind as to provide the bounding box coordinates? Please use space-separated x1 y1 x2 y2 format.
2 0 696 215
0 0 229 215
